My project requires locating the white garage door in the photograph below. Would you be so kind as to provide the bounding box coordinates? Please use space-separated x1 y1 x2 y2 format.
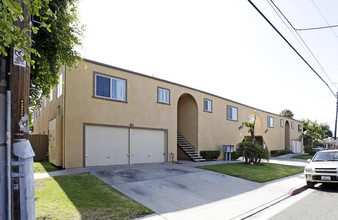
130 129 165 164
85 125 166 166
85 126 129 166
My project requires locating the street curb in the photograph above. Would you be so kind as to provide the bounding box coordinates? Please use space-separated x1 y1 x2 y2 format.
288 184 307 196
232 184 308 219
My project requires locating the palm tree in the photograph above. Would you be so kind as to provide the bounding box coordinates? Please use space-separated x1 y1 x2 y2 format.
242 115 256 144
280 109 294 118
300 119 326 148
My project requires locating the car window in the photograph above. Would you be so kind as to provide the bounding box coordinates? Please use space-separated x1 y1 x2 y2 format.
313 152 338 161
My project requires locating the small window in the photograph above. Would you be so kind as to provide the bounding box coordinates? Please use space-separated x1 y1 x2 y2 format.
204 99 212 112
291 122 294 129
43 97 46 108
227 106 238 121
280 119 284 127
94 74 126 101
267 116 274 128
56 74 63 98
96 75 110 98
158 88 170 104
49 89 53 102
298 124 302 132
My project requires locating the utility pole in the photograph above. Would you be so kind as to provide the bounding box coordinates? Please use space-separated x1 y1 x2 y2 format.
334 92 338 149
9 1 35 219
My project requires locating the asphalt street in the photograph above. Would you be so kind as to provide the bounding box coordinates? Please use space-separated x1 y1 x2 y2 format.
248 183 338 220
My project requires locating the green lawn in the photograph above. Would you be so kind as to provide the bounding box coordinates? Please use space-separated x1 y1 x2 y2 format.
35 173 152 219
34 162 60 173
197 163 304 183
292 154 313 160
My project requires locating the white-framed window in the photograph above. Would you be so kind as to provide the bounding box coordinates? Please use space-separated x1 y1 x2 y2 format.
94 73 126 101
43 97 46 108
291 122 295 129
227 106 238 121
267 116 274 128
158 87 170 104
56 74 63 99
204 99 212 112
280 119 284 127
298 124 302 132
49 89 53 102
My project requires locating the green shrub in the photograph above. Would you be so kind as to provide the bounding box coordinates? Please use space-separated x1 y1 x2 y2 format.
304 145 316 155
236 141 269 165
200 150 220 161
270 149 291 157
231 151 241 161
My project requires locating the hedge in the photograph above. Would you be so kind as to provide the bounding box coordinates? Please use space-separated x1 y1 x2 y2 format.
200 150 220 161
270 149 291 157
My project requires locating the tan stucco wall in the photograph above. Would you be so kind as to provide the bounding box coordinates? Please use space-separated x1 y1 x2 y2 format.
33 69 64 135
36 60 303 168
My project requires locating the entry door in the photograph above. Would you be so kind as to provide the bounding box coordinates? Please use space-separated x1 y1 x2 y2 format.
85 126 129 166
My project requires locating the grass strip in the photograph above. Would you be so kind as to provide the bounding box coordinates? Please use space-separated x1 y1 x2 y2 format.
197 162 304 183
34 162 60 173
292 154 313 160
35 173 152 219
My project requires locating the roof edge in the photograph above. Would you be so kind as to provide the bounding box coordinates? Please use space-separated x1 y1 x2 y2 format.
83 58 303 123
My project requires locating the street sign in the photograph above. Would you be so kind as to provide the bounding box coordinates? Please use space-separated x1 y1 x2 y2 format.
13 48 26 67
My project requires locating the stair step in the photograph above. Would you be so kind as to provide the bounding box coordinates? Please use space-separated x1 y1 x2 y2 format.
180 146 193 149
177 133 205 162
193 158 206 162
189 156 202 159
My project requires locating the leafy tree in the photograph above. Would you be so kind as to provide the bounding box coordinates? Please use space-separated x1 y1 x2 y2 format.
0 0 84 110
0 0 52 63
30 0 84 109
280 109 294 118
320 123 333 138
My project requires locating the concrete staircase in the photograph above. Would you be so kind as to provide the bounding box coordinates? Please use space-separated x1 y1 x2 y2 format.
177 133 205 162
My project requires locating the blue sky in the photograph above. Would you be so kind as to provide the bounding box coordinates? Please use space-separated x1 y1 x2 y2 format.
79 0 338 132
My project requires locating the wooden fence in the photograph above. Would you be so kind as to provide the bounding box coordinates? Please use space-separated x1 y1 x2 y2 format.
28 134 48 161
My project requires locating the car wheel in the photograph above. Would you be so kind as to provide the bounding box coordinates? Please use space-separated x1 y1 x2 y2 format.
306 181 315 188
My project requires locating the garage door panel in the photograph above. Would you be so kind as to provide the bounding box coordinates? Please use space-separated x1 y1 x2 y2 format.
130 129 165 164
85 126 128 166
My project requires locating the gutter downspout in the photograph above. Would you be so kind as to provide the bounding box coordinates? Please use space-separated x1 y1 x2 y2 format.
62 65 66 168
5 46 12 220
6 88 11 220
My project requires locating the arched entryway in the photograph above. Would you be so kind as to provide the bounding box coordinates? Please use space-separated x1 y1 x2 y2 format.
177 94 198 159
285 121 290 150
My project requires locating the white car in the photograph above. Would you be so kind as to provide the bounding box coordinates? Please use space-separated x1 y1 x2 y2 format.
304 149 338 188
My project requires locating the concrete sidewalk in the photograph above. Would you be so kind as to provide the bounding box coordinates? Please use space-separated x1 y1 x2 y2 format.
135 172 305 220
34 155 308 220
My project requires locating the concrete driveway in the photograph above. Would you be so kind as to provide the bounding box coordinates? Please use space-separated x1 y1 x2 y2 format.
90 162 260 214
87 161 305 219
